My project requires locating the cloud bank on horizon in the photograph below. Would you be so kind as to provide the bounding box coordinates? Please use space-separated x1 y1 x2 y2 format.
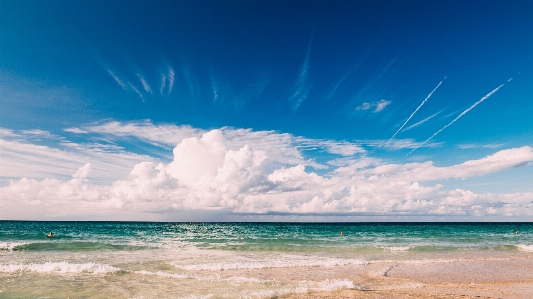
1 121 533 220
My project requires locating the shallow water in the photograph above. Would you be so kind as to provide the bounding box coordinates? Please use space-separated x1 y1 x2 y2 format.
1 222 532 298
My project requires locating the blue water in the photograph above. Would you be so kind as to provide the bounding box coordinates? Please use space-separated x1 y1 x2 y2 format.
1 221 532 252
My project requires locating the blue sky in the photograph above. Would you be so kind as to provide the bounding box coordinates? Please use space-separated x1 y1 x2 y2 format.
1 0 532 221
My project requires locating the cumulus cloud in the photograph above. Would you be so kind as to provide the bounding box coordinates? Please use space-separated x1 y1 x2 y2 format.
64 121 365 164
2 126 533 220
356 99 391 113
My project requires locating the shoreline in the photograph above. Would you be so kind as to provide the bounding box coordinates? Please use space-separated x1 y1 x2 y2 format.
281 257 533 299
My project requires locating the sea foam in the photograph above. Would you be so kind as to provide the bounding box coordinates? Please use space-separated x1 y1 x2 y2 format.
516 244 533 252
240 279 356 298
380 246 412 251
0 242 29 251
0 262 120 274
135 270 275 284
173 256 367 271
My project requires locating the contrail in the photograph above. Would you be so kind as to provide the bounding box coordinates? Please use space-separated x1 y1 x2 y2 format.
389 77 446 141
401 83 504 160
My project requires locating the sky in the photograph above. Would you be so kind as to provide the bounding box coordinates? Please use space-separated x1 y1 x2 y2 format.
1 0 532 221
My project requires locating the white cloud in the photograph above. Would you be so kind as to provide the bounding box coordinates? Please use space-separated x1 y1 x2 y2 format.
0 137 154 185
63 128 89 134
167 67 175 94
356 99 391 113
137 74 152 94
362 138 441 150
2 124 533 220
107 69 127 90
374 99 391 112
65 121 365 164
457 143 504 149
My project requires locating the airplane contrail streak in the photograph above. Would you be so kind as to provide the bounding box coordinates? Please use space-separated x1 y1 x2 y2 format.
401 83 504 160
389 77 446 141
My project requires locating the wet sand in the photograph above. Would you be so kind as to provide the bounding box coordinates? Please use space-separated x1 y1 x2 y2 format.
281 257 533 299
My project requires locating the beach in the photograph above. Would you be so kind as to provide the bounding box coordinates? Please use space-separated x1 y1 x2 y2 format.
283 257 533 298
1 222 532 298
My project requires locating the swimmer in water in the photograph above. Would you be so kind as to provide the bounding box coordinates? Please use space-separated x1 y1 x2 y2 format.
47 232 53 237
340 232 344 236
516 230 519 234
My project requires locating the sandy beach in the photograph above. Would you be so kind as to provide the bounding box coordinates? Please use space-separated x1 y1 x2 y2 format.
282 258 533 299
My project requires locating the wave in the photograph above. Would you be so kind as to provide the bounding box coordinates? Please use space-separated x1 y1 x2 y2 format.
172 256 367 271
239 279 356 298
516 244 533 252
135 270 355 297
0 242 29 251
0 262 120 274
135 270 275 284
379 246 413 251
10 241 147 252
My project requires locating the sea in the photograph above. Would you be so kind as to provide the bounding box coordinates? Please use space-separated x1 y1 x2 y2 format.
1 221 532 298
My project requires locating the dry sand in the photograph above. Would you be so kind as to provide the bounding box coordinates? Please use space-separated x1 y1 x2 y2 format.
280 257 533 299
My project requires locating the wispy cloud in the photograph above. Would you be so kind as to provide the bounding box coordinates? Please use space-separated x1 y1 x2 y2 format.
106 69 127 90
167 67 175 95
403 83 505 159
457 143 504 149
137 74 152 94
356 99 391 113
402 111 442 132
158 65 175 95
0 130 154 185
105 68 145 101
128 84 144 101
64 128 89 134
159 75 166 95
389 78 445 141
288 47 311 110
363 138 442 150
296 138 366 156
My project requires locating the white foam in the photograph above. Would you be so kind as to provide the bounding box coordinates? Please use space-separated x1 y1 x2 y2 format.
516 244 533 252
173 257 367 271
242 279 356 298
0 242 29 251
310 279 356 291
0 262 120 274
134 270 275 284
380 246 412 251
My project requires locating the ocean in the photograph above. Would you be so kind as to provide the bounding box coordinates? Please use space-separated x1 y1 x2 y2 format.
1 221 532 298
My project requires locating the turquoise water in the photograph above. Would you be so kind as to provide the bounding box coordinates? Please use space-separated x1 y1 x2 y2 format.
1 222 533 298
2 222 532 252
